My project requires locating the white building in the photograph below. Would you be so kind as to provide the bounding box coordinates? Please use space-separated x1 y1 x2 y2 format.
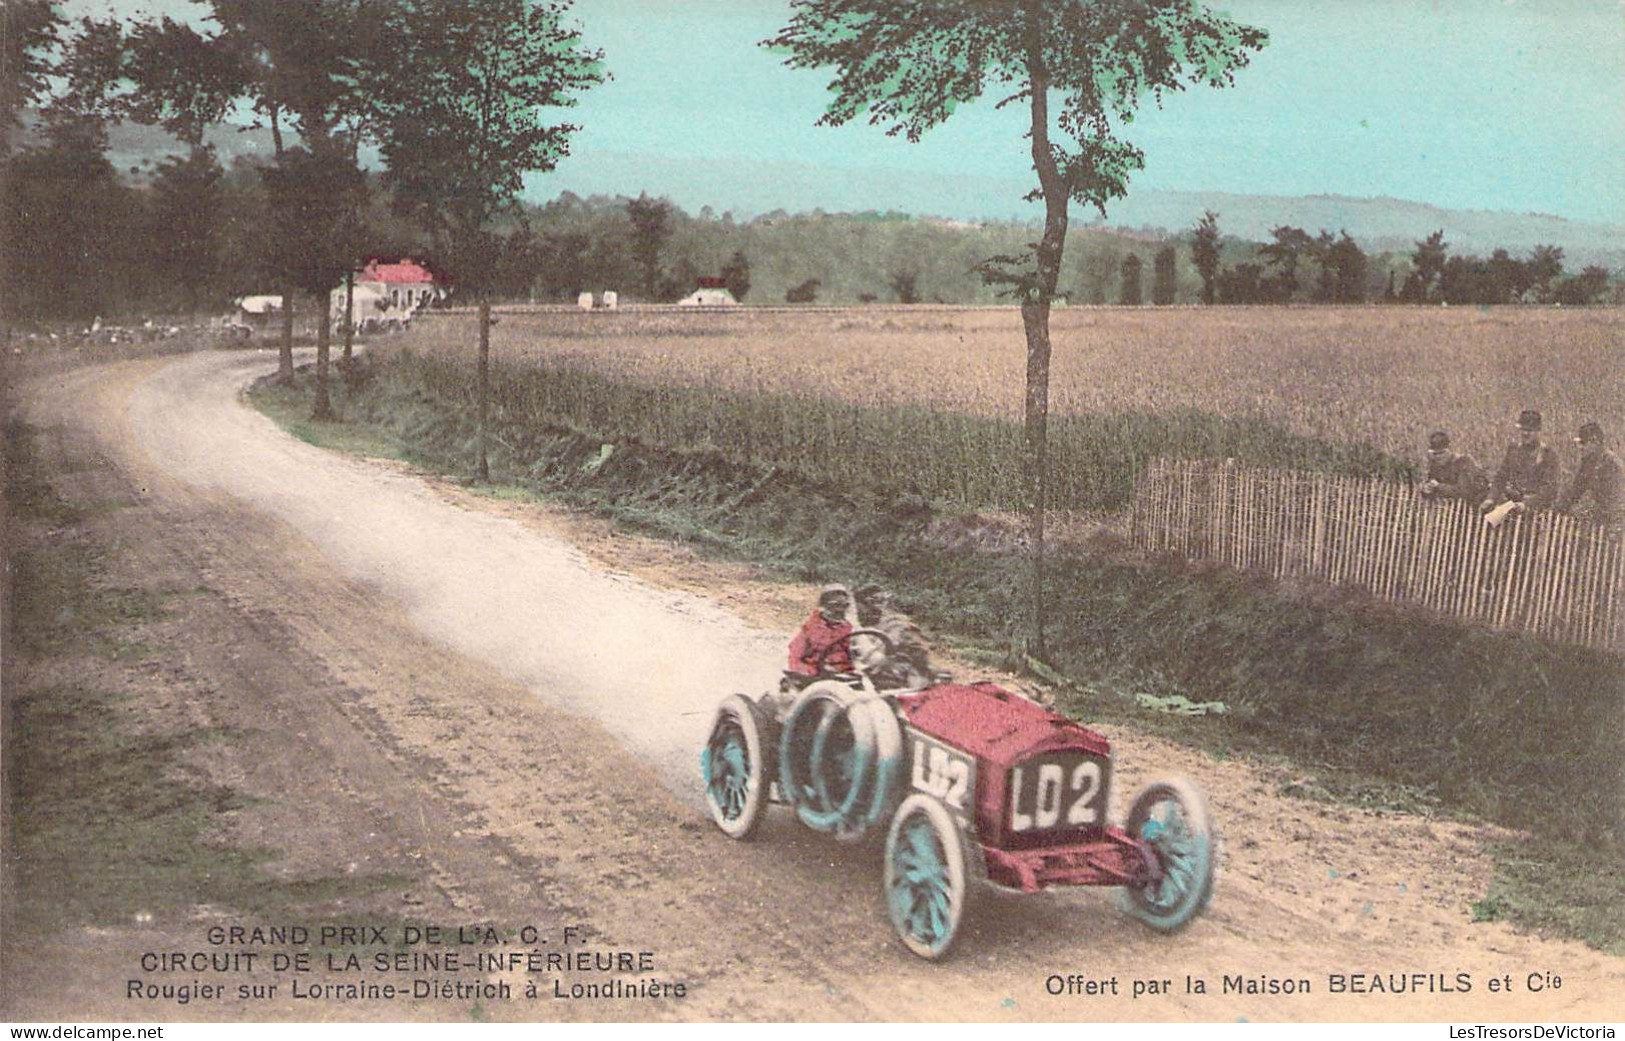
331 258 446 331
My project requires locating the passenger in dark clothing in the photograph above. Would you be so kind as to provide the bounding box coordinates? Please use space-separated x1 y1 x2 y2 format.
1482 409 1561 518
1556 422 1622 531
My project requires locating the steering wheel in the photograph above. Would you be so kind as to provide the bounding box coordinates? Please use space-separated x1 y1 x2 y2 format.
814 627 895 675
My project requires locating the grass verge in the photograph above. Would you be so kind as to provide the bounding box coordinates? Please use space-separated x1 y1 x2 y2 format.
251 358 1625 954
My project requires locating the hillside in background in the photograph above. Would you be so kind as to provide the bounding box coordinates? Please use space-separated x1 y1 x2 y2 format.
543 150 1625 270
19 117 1618 271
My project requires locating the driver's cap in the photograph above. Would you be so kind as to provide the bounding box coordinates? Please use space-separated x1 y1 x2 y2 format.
818 584 850 605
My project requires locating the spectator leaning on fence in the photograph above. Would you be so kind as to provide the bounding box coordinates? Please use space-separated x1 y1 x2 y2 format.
1481 409 1561 519
1420 430 1488 502
1555 422 1622 532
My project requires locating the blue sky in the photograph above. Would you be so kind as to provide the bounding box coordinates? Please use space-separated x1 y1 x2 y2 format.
549 0 1624 224
75 0 1625 224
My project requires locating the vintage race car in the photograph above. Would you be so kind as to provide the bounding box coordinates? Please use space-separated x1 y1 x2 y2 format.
701 629 1216 959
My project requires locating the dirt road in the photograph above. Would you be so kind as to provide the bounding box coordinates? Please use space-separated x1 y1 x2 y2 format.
7 350 1622 1022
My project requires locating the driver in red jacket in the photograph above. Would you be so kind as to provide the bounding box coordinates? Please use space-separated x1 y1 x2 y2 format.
787 585 854 677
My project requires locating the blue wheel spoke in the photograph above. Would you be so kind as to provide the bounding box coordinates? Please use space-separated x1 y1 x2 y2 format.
890 811 957 948
706 723 752 822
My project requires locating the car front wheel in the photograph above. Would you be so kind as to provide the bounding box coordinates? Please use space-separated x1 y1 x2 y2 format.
884 793 975 960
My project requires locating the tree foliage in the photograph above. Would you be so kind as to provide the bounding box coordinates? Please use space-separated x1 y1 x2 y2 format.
1525 244 1564 293
1191 209 1221 304
259 146 367 297
2 127 132 319
1259 224 1313 299
626 192 672 300
1406 229 1448 302
767 1 1267 233
1118 253 1142 305
122 17 248 146
1 0 64 138
890 267 920 304
149 145 226 310
721 249 752 302
1152 244 1177 305
374 0 604 291
785 277 821 303
1323 230 1367 303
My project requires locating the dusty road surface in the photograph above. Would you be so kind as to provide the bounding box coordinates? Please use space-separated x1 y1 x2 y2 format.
5 350 1623 1023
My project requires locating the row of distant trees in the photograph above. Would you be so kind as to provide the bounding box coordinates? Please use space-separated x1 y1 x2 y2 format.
6 137 1617 319
1179 212 1614 307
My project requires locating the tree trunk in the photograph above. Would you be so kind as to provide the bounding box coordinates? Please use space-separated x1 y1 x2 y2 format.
312 294 332 420
277 285 295 384
476 297 491 482
1020 0 1069 659
1021 295 1052 656
341 271 355 386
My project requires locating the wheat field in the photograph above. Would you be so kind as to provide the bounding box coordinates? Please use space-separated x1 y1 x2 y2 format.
395 305 1623 510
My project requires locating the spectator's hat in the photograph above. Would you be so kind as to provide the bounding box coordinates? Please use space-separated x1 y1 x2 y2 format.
853 582 886 601
1516 409 1542 431
1427 431 1451 450
1575 422 1604 445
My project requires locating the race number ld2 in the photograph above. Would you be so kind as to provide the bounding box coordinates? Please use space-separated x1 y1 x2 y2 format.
1009 754 1110 833
910 734 975 811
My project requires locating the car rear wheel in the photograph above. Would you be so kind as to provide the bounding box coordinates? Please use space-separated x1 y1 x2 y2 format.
780 682 900 839
1123 776 1215 932
701 694 772 839
884 793 974 960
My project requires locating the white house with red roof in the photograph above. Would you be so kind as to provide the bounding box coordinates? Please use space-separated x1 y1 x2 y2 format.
330 258 447 331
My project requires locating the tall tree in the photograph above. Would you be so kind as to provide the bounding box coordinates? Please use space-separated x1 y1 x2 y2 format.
1077 240 1121 305
260 146 366 418
1309 229 1336 302
541 230 591 300
1259 225 1312 301
626 192 671 300
1553 265 1609 306
1 0 64 146
1525 244 1564 300
2 120 129 319
375 0 603 477
149 145 227 312
1439 254 1488 305
1325 230 1367 303
1118 254 1142 305
890 268 921 304
1217 261 1265 305
1408 229 1448 303
1486 248 1526 304
720 249 752 302
1190 209 1221 305
3 15 135 321
767 0 1266 654
1151 245 1176 305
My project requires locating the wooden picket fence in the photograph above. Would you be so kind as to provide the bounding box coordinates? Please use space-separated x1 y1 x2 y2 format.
1128 459 1625 651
